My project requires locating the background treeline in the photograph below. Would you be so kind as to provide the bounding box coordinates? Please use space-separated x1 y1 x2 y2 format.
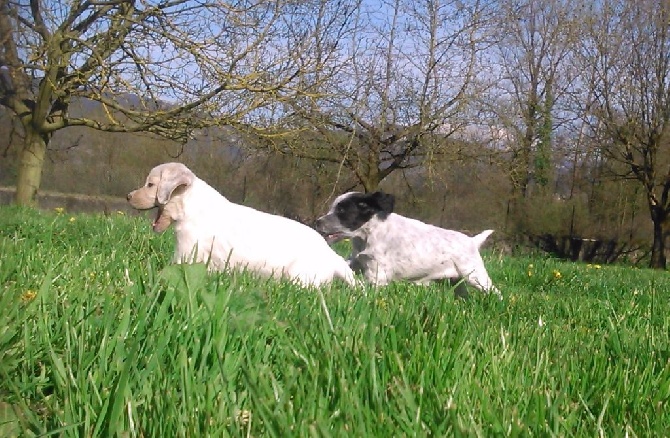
0 99 650 255
1 0 667 265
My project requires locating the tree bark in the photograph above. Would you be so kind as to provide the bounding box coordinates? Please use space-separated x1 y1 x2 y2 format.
14 128 47 206
649 204 668 269
361 171 381 193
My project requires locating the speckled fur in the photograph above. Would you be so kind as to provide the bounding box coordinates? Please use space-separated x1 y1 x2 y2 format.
316 191 502 298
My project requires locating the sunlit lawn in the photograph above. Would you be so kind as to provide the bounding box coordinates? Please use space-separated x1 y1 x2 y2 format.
1 205 668 436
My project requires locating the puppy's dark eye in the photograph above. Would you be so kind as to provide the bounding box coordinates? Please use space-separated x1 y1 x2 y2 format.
147 183 155 188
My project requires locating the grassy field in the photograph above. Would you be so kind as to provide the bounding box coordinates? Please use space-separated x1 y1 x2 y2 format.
0 205 669 437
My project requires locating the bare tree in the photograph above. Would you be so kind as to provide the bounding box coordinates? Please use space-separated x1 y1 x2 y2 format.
576 0 670 269
254 0 492 192
0 0 353 205
485 0 580 202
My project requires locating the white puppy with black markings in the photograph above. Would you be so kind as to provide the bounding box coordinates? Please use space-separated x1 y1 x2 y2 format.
127 162 356 288
315 191 502 298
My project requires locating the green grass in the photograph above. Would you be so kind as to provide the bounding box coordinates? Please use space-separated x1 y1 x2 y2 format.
0 205 669 436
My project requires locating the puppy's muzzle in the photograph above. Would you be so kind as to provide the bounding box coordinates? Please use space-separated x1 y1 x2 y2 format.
315 216 348 245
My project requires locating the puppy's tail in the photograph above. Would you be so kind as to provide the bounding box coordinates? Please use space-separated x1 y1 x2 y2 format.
472 229 494 249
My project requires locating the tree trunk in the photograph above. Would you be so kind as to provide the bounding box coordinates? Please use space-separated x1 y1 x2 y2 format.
361 175 380 193
360 164 381 193
649 205 668 269
14 128 48 206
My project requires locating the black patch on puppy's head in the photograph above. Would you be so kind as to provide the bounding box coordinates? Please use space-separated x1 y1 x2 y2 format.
335 191 395 231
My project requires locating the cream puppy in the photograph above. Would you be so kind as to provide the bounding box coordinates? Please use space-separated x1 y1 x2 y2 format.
127 163 355 287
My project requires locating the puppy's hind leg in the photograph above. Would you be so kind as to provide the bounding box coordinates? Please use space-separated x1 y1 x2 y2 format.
461 265 502 300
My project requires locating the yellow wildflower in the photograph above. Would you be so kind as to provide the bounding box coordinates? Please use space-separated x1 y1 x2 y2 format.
21 290 37 302
53 207 65 214
69 217 76 222
236 409 251 426
553 269 562 279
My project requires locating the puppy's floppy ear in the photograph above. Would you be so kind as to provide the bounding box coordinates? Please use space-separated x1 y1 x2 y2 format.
371 191 395 219
157 164 195 205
